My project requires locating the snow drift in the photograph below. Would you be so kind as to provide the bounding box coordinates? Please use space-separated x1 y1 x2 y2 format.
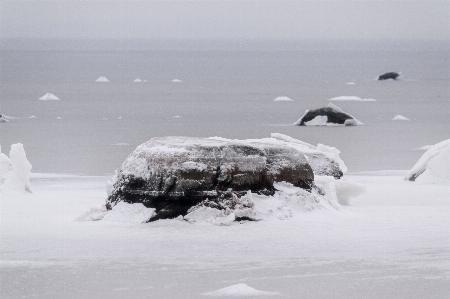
404 139 450 184
294 103 363 126
0 144 32 193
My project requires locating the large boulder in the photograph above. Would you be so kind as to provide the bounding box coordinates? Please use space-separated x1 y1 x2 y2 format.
294 103 362 126
378 72 400 80
106 135 346 221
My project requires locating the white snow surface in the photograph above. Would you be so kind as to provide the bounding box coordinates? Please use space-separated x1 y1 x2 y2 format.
273 96 293 102
404 139 450 184
95 76 109 82
392 114 410 121
2 173 449 298
101 202 156 224
0 144 32 193
328 96 376 102
203 283 280 297
38 93 60 101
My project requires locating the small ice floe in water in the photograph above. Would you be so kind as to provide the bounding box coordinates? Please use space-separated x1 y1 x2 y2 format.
172 79 183 83
273 96 293 102
294 103 363 126
202 283 280 297
404 139 450 184
118 116 122 120
110 143 130 146
392 115 410 121
95 76 109 82
133 78 142 83
415 145 433 151
56 117 62 120
345 82 356 85
328 96 376 102
38 93 60 101
173 115 181 118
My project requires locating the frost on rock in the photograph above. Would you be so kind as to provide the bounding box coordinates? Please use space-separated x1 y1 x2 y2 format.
0 144 32 193
104 134 356 223
294 103 363 126
404 139 450 184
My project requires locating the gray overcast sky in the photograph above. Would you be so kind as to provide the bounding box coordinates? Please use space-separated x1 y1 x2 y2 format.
2 1 450 40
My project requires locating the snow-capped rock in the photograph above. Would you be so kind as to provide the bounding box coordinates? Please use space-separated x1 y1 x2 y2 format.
294 103 363 126
0 144 32 193
105 134 350 222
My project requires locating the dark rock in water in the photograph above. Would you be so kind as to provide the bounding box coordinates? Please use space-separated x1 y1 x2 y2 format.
378 72 400 80
107 137 316 221
0 114 8 122
294 103 362 126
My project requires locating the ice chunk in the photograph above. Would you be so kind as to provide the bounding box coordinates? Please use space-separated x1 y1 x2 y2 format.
305 115 328 126
172 79 183 83
334 178 366 205
392 115 410 121
38 93 60 101
273 96 293 102
95 76 109 82
133 78 142 83
405 139 450 184
203 283 280 297
328 96 376 102
1 144 32 193
102 202 156 224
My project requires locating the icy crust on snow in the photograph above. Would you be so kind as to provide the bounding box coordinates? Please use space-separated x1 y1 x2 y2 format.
203 283 280 297
0 144 32 193
404 139 450 184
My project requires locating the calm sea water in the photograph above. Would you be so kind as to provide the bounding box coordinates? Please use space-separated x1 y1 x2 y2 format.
1 40 449 174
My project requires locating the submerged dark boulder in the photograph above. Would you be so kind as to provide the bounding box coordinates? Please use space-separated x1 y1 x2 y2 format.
378 72 400 80
294 103 362 126
107 137 316 221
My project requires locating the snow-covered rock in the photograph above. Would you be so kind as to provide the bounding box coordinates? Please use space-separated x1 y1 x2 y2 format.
95 76 109 82
104 134 353 223
294 103 363 126
392 115 410 121
404 139 450 184
0 144 32 193
38 93 60 101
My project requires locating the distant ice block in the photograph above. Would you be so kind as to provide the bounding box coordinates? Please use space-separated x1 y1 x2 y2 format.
273 96 294 102
171 79 183 83
203 283 279 297
345 82 356 85
95 76 110 82
56 117 62 120
38 93 60 101
392 115 410 121
173 115 181 118
329 96 376 102
133 78 142 83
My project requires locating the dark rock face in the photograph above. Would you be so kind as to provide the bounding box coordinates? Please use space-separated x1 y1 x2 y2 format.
378 72 400 80
107 137 315 221
294 103 362 126
297 107 353 125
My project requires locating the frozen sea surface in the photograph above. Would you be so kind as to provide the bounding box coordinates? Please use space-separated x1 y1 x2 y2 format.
1 174 449 298
1 40 449 174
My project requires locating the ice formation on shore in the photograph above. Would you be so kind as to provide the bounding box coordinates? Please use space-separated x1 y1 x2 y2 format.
0 144 32 193
404 139 450 184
